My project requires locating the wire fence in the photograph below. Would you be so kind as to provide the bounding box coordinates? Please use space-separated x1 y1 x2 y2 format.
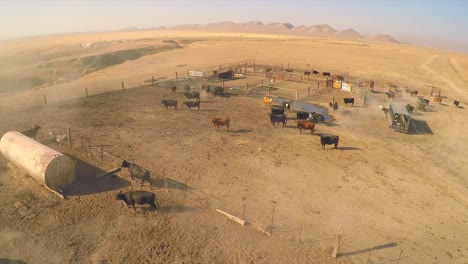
0 60 454 263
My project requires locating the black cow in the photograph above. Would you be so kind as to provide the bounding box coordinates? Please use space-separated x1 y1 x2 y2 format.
271 106 285 115
385 91 395 100
308 112 325 123
184 92 200 101
183 101 200 110
343 98 355 106
304 71 311 76
296 111 310 121
121 160 150 185
454 100 460 107
320 135 339 149
410 89 418 96
406 104 414 113
285 69 293 73
312 70 320 75
212 86 224 96
204 85 211 94
322 72 330 76
184 85 190 92
116 191 159 212
21 125 41 139
270 114 287 127
161 99 178 109
171 86 177 93
329 102 338 111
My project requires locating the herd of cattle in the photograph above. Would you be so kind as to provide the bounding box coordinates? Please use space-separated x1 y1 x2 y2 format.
161 85 226 110
386 87 463 111
264 98 340 149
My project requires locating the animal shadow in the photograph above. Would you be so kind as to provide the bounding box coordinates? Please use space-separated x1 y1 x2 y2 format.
192 109 216 112
322 121 340 127
158 205 197 215
64 155 130 196
228 129 253 134
337 147 360 151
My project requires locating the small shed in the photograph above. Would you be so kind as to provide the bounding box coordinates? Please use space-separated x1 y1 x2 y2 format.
387 102 411 133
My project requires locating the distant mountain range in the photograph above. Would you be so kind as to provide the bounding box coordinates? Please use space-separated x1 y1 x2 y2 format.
124 21 400 44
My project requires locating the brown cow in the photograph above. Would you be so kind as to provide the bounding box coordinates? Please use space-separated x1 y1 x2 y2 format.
434 96 442 104
296 120 315 134
212 117 230 131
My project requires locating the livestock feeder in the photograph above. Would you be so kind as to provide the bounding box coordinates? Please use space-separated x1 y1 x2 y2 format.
0 131 77 193
385 102 412 133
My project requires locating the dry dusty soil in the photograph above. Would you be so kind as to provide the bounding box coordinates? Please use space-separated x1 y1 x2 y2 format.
0 31 467 264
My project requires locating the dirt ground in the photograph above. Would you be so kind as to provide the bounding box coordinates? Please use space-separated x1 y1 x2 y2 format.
1 31 468 264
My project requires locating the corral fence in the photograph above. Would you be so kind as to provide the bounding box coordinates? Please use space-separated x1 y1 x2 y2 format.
1 86 441 263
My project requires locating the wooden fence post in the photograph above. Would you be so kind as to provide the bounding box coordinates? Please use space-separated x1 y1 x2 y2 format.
88 138 92 157
222 80 225 88
270 204 276 236
101 145 104 160
366 244 374 264
151 76 155 85
331 226 344 258
85 88 89 98
43 95 47 105
242 204 246 220
268 86 271 95
396 250 403 264
298 224 303 243
308 87 311 95
67 128 71 148
246 83 249 92
176 72 178 80
121 82 125 90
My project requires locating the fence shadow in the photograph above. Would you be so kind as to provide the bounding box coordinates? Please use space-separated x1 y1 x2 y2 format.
0 259 27 264
338 242 398 257
64 155 130 196
409 119 433 135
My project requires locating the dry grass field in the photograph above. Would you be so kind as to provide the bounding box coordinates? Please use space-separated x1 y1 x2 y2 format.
1 30 468 264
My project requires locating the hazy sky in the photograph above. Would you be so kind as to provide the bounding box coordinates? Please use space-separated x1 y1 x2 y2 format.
1 0 467 50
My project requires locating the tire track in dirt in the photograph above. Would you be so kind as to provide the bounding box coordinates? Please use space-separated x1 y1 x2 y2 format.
421 54 468 101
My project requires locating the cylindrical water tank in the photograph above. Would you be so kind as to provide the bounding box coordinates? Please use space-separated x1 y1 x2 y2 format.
0 131 77 192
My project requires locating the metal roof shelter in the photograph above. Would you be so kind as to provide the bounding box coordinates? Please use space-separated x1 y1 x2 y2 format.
387 102 411 133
